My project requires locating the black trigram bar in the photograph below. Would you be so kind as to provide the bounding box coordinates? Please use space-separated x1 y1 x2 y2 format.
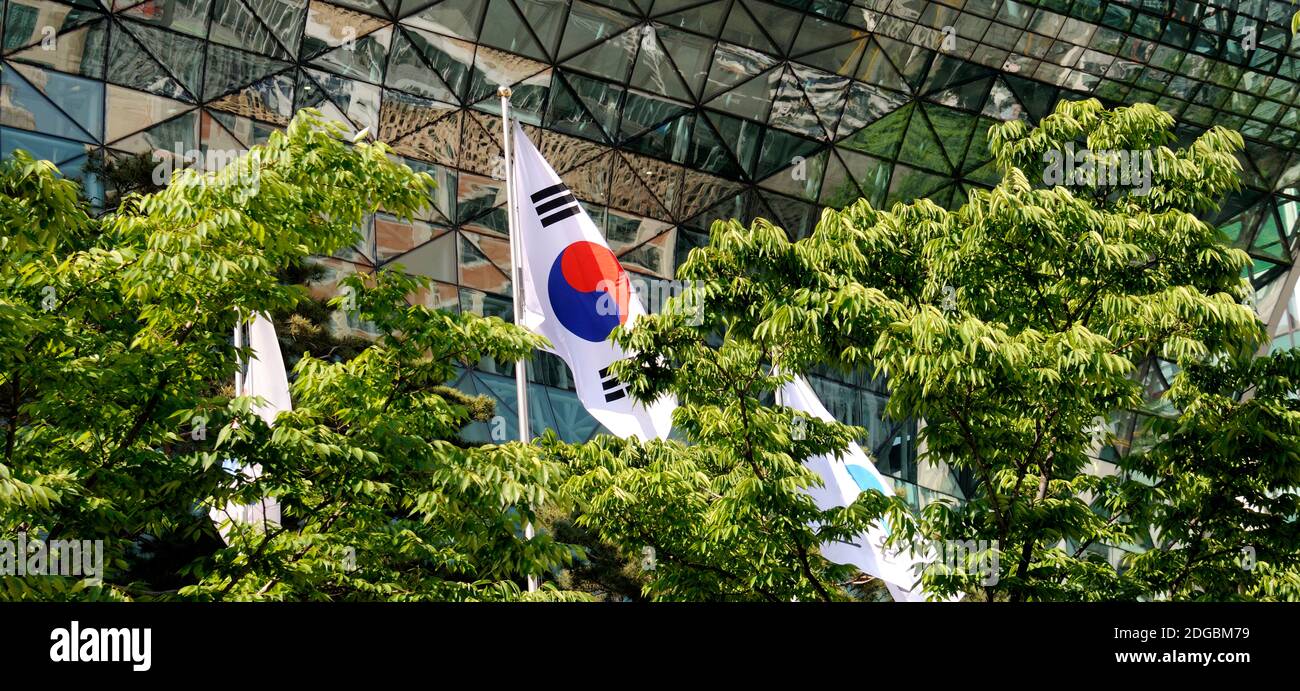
598 365 627 403
530 182 582 228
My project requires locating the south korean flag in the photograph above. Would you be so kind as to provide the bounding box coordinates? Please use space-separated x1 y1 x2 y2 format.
510 123 675 440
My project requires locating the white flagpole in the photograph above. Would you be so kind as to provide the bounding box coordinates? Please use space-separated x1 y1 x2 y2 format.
234 311 245 396
499 86 538 593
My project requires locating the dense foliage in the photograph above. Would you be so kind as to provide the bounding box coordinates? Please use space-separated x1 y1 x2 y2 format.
3 99 1296 602
0 112 575 600
562 99 1297 601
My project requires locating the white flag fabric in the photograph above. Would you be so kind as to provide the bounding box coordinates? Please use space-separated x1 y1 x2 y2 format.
211 312 287 540
510 123 674 440
781 376 944 602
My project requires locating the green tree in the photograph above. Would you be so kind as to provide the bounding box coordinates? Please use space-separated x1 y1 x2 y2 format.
1121 350 1300 600
560 99 1290 601
0 111 576 600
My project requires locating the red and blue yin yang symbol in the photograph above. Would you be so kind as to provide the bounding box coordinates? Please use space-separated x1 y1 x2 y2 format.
547 241 631 342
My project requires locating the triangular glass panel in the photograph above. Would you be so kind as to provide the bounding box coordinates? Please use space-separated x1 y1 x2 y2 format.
399 26 474 103
759 191 818 240
648 0 709 16
791 14 863 60
387 228 456 281
568 70 624 139
964 159 1001 187
923 103 976 172
457 110 504 178
790 63 849 140
962 115 999 174
0 126 89 165
562 27 639 84
300 3 389 59
678 167 745 220
720 0 777 54
1004 74 1056 122
103 84 193 144
768 66 825 139
386 27 458 101
618 88 689 143
754 127 821 181
818 149 864 208
463 46 548 107
929 76 993 112
1250 207 1290 261
685 113 744 179
477 0 546 61
107 21 197 101
797 38 866 78
758 147 826 202
659 0 728 36
855 39 910 93
618 227 676 278
209 0 290 59
403 0 485 42
624 111 692 163
887 163 950 207
840 102 912 159
656 24 711 99
206 68 298 125
204 43 294 102
379 88 457 142
557 1 639 63
515 0 568 60
108 107 200 156
630 26 693 102
838 147 890 207
5 62 103 142
0 64 97 143
3 4 102 53
835 81 909 141
244 0 309 56
874 35 929 93
392 109 461 166
7 21 109 80
329 0 390 16
628 152 683 219
309 26 391 84
607 152 673 220
983 77 1026 121
605 210 671 257
703 41 777 101
545 72 612 142
739 0 799 55
703 109 762 177
922 53 994 95
120 20 207 95
459 230 513 295
301 67 382 135
704 64 777 122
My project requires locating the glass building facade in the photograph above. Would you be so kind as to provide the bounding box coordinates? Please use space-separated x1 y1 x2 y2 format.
3 0 1300 506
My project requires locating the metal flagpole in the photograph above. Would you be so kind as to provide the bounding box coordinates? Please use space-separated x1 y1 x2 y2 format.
499 86 538 593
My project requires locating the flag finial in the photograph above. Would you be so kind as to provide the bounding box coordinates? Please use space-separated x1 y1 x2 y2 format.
497 85 512 98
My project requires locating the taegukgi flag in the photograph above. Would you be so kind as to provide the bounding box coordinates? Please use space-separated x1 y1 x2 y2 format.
210 312 287 541
781 376 947 602
510 123 674 440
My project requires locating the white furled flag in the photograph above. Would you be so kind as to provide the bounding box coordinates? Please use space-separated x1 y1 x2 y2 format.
210 312 287 541
509 123 674 440
781 375 949 602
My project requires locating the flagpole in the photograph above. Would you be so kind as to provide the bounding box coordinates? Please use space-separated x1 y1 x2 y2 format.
499 86 538 594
